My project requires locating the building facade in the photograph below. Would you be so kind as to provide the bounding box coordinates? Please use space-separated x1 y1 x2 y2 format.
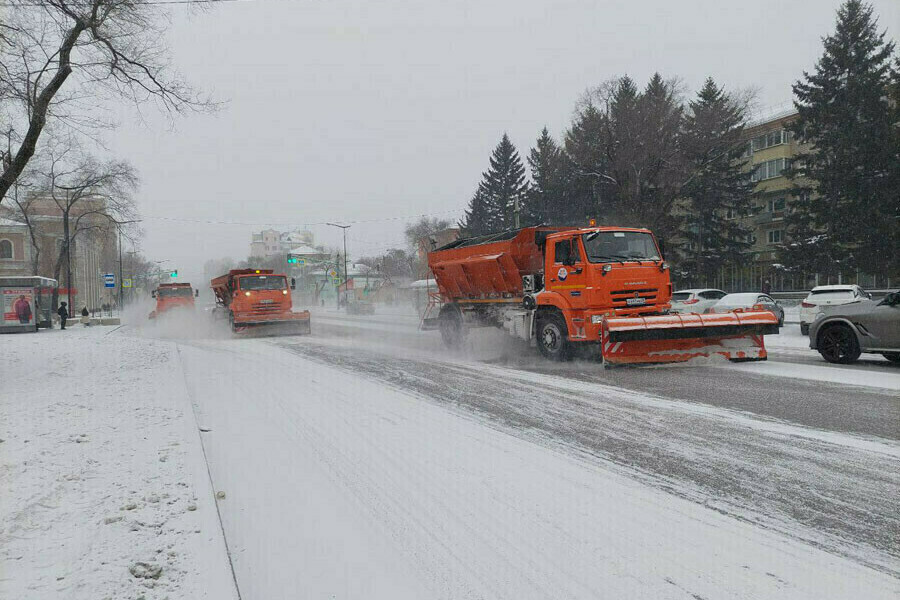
739 109 803 265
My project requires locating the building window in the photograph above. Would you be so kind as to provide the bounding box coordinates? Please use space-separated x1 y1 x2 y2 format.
767 230 783 244
767 197 786 212
751 158 789 182
0 239 12 259
725 207 737 220
750 129 792 152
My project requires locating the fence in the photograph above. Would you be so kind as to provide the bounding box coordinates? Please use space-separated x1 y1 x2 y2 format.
673 264 895 293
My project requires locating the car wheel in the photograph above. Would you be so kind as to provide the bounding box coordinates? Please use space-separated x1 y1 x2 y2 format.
536 312 571 361
817 324 861 364
800 323 809 336
882 352 900 364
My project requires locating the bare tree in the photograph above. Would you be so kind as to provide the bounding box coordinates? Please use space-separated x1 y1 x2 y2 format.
30 144 139 309
0 0 212 204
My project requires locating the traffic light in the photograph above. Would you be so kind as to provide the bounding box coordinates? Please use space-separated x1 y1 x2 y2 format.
170 270 178 278
287 254 297 264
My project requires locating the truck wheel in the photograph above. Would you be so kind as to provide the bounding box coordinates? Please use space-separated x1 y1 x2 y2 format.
817 324 861 364
536 312 571 361
800 323 809 336
228 311 237 333
438 304 466 348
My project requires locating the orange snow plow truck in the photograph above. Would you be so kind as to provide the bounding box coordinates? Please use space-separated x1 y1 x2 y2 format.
149 282 197 319
427 226 779 364
210 269 311 335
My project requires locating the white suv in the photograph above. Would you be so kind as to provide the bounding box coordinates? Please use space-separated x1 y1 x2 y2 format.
799 285 871 335
670 289 728 314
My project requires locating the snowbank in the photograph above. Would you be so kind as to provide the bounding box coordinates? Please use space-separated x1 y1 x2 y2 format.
0 327 237 600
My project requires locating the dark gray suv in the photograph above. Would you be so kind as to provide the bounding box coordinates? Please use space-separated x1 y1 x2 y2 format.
808 291 900 364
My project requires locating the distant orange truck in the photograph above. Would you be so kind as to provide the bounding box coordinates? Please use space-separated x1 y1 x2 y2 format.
210 268 311 335
150 282 197 319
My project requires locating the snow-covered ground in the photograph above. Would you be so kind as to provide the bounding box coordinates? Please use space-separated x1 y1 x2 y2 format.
3 310 898 599
0 325 237 600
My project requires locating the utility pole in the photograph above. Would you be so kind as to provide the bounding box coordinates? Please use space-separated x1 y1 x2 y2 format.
327 223 351 309
111 219 141 312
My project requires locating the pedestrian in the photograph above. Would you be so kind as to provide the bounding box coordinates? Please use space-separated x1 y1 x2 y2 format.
57 302 69 330
81 306 89 317
14 294 32 324
761 279 772 295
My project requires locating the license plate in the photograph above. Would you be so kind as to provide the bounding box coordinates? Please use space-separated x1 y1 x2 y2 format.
625 297 646 306
260 300 274 304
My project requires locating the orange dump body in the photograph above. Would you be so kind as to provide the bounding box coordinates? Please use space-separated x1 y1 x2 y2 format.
428 226 779 364
210 269 310 335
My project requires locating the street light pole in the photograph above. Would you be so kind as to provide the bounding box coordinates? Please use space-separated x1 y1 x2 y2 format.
111 219 141 312
326 223 351 309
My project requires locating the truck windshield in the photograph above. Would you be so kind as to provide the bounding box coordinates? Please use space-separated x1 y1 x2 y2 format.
158 287 193 298
581 231 660 263
239 275 286 291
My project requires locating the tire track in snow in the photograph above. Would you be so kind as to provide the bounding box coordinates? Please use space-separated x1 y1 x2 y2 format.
273 337 900 578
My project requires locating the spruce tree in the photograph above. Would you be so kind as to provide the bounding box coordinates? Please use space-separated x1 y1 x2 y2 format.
564 103 610 224
680 78 754 283
636 73 685 240
459 133 529 236
523 127 568 226
781 0 899 279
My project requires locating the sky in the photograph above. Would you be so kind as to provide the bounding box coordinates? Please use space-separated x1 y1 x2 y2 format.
103 0 900 283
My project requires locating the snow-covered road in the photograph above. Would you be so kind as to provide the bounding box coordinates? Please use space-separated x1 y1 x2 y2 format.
170 306 897 599
4 312 898 599
177 335 898 599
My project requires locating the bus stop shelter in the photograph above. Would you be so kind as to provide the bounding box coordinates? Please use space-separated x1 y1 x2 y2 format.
0 276 58 333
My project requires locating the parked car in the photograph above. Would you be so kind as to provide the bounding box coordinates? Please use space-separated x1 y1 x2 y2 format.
669 289 727 314
808 291 900 364
799 285 871 335
708 293 785 326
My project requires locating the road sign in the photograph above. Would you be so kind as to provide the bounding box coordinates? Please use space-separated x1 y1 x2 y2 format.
328 269 338 278
296 258 306 266
122 278 133 288
103 273 116 288
331 277 341 285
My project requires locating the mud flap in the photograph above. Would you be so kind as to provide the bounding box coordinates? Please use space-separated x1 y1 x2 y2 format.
601 311 780 364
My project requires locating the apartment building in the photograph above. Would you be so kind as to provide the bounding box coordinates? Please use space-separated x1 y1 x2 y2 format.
737 109 804 265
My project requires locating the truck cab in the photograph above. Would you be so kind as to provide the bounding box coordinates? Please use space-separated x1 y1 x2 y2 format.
537 227 671 341
210 268 310 335
150 283 197 319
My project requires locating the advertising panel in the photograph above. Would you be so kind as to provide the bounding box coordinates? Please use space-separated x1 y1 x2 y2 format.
2 288 34 329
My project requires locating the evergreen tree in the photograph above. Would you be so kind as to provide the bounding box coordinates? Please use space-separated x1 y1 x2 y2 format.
781 0 899 278
523 127 568 225
459 133 529 236
563 103 610 224
636 73 685 240
679 78 754 283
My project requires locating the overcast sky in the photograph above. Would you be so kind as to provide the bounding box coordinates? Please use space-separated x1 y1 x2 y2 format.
106 0 899 283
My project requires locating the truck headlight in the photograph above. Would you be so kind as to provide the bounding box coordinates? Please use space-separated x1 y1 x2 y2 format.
591 315 604 324
282 290 288 295
245 291 251 297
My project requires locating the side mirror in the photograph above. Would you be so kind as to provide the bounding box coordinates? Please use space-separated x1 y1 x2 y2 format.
195 289 199 297
290 277 296 290
657 238 666 259
151 290 156 298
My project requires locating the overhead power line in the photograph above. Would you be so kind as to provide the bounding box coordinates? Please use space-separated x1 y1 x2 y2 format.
142 208 464 228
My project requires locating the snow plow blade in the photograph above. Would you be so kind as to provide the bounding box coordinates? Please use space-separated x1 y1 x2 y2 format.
601 311 780 364
232 311 311 336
